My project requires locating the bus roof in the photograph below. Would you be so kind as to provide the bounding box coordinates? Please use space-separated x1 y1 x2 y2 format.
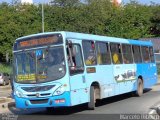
16 31 153 46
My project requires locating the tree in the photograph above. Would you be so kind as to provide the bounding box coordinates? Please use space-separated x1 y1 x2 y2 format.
107 1 152 39
0 0 159 62
150 5 160 37
50 0 80 7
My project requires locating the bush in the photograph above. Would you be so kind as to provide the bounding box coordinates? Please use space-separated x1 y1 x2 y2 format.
0 63 11 74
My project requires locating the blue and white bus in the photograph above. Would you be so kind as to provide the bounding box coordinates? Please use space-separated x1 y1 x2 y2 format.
13 31 158 110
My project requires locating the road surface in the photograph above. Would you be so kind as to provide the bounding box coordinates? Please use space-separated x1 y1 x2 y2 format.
0 84 11 98
1 81 160 120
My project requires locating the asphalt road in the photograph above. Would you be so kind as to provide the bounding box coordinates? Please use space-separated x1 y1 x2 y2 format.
2 84 160 114
0 84 11 98
1 81 160 120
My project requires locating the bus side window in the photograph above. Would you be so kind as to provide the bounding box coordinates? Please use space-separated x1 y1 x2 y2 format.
141 46 150 63
149 47 155 63
110 43 123 64
96 42 111 65
122 44 133 64
132 45 142 63
67 44 84 75
82 41 96 65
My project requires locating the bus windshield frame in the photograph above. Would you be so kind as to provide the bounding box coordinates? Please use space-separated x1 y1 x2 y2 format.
13 33 66 84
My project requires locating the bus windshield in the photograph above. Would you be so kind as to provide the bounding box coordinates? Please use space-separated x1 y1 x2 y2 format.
14 46 66 83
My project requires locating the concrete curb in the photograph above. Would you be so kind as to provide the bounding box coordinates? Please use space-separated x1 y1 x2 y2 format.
0 98 15 109
1 101 15 109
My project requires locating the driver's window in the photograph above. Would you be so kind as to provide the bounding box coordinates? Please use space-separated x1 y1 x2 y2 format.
67 44 84 75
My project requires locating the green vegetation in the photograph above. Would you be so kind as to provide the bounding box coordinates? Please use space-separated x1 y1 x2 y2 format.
0 0 160 63
0 63 11 74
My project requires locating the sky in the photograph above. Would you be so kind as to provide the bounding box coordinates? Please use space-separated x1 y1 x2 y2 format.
124 0 160 4
1 0 160 5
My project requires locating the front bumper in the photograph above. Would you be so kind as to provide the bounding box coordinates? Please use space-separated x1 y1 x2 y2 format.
15 92 71 109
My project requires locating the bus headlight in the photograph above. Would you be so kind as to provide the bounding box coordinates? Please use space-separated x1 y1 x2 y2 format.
53 86 65 96
15 90 24 98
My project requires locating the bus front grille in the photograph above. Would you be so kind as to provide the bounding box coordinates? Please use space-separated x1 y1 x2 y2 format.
30 99 48 104
21 85 55 92
27 93 51 97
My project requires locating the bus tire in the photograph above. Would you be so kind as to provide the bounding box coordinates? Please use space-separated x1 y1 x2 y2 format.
136 78 143 97
88 86 95 110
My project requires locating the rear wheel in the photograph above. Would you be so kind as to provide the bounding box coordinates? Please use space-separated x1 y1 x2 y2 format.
136 78 143 97
88 86 96 110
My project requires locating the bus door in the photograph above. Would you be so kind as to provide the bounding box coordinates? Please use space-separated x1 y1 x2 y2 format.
67 39 87 106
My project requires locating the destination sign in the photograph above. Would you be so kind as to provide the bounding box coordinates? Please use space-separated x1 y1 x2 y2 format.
17 74 47 81
15 34 63 50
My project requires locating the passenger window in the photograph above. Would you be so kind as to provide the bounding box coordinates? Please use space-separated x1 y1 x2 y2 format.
82 41 96 65
110 43 123 64
141 46 150 63
149 47 155 63
122 44 133 64
96 42 111 65
67 44 84 75
132 45 142 63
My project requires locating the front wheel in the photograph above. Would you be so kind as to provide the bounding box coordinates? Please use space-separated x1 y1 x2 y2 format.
88 86 95 110
136 78 143 97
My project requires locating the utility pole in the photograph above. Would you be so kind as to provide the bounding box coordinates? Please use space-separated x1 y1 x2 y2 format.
42 2 44 33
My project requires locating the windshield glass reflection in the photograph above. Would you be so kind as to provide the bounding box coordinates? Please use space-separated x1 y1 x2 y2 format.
14 46 66 83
